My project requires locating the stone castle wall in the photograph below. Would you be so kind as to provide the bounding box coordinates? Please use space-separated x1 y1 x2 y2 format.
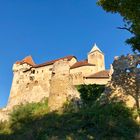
7 64 52 110
48 60 80 111
70 65 98 77
0 44 110 121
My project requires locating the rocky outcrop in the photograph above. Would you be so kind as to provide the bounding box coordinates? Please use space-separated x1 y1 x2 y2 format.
0 108 9 121
105 54 140 108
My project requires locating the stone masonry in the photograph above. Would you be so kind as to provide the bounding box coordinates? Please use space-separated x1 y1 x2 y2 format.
105 54 140 108
48 60 80 111
0 44 111 121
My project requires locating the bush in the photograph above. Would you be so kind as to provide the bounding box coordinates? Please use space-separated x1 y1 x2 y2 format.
77 84 105 106
21 102 140 139
9 98 48 132
0 92 139 140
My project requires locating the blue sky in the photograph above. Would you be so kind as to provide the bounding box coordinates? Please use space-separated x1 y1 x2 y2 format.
0 0 132 108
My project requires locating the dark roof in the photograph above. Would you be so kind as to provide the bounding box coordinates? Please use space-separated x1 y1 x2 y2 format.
70 60 95 69
85 70 110 78
33 55 76 68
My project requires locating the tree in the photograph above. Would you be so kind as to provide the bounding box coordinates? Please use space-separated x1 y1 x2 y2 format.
97 0 140 52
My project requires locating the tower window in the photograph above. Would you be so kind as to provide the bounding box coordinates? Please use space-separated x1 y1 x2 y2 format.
136 63 140 69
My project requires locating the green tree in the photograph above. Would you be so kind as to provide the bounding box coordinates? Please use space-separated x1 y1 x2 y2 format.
97 0 140 52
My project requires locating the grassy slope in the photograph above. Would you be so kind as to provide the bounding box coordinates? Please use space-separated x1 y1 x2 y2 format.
0 85 139 140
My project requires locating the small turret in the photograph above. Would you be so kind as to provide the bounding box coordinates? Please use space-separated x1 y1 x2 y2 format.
13 56 35 73
88 43 105 71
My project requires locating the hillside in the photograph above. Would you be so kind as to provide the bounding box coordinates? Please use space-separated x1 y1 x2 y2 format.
0 85 139 140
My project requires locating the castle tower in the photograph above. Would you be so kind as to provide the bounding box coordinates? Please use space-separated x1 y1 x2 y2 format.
88 43 105 71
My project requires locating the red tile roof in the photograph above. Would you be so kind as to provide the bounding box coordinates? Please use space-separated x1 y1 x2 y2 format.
16 55 76 68
16 56 35 66
85 70 110 78
70 60 95 69
33 55 76 68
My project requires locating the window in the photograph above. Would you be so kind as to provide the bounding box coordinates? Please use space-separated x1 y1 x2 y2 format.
136 63 140 69
30 76 34 81
125 68 130 73
31 70 35 74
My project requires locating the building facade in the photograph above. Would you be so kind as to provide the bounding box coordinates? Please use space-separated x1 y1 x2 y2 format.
7 44 111 109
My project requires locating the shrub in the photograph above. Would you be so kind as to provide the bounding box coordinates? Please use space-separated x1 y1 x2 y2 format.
9 98 48 132
0 92 139 140
77 84 105 106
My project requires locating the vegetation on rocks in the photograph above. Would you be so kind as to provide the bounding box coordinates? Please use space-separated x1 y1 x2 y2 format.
77 84 105 106
0 85 139 140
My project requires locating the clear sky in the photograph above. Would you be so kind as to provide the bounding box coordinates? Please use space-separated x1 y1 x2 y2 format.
0 0 132 108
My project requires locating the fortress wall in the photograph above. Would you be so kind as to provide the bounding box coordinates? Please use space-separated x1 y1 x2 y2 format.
70 72 84 85
84 78 110 85
7 58 77 110
7 65 51 109
70 65 97 77
48 60 80 111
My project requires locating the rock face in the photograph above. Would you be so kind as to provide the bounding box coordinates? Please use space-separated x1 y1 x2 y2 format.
48 60 80 111
0 108 9 121
105 54 140 108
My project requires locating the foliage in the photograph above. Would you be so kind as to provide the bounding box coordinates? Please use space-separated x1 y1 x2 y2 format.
9 98 48 132
77 84 105 106
97 0 140 52
0 87 139 140
0 100 139 139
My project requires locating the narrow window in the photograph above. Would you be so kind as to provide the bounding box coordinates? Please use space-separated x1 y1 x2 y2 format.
31 70 35 74
137 63 140 69
125 68 130 73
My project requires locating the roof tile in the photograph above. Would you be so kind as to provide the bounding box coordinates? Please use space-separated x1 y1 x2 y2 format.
33 55 75 68
70 60 95 69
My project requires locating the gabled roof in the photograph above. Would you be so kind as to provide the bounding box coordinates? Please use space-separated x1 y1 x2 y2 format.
85 70 110 78
33 55 76 68
16 55 76 68
16 56 35 66
89 43 102 54
70 60 95 69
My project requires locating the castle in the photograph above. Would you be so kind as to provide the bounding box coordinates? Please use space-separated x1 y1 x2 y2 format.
6 44 111 109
